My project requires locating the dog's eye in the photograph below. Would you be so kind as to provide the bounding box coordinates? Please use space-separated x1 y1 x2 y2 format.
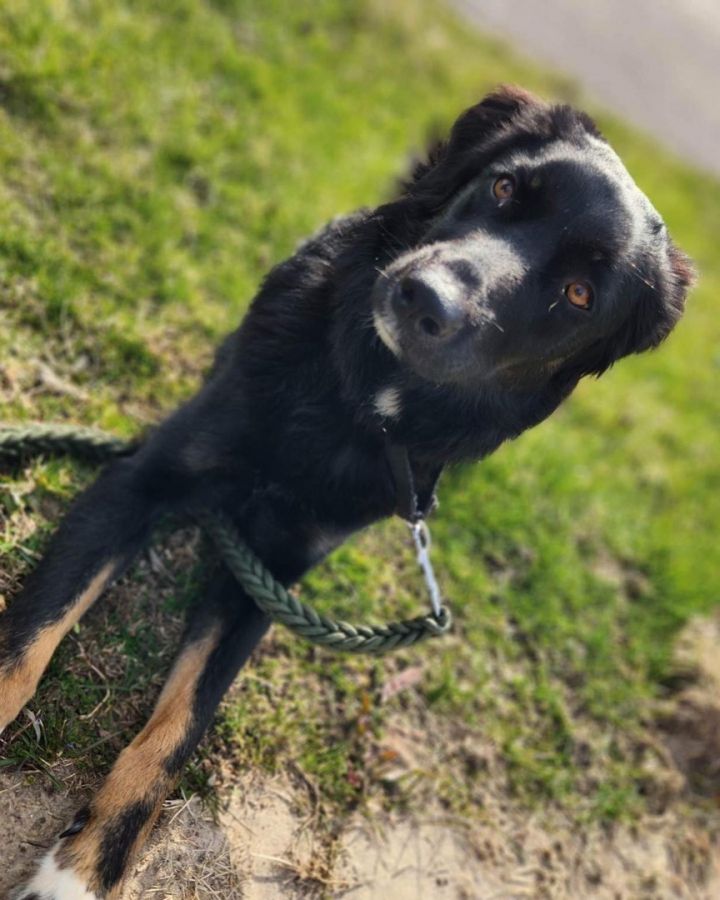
492 175 515 203
564 280 594 309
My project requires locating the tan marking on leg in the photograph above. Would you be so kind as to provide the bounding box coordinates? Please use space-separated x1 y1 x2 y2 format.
0 561 116 730
56 625 221 896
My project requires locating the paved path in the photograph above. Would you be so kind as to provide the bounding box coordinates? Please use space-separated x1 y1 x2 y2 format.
453 0 720 176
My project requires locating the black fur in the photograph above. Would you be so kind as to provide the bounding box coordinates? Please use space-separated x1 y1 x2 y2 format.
58 805 91 839
97 798 157 891
5 86 693 898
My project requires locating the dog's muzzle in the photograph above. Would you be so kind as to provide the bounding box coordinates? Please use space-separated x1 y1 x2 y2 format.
371 236 526 384
372 254 480 358
389 269 467 341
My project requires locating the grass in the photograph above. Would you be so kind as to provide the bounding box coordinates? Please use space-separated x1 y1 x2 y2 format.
1 0 718 833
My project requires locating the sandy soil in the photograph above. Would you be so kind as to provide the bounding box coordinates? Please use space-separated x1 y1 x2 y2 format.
2 766 719 899
2 611 720 899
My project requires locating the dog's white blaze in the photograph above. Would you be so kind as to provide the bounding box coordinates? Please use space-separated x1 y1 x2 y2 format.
372 310 401 357
419 265 464 304
505 137 658 251
374 386 402 419
17 845 100 900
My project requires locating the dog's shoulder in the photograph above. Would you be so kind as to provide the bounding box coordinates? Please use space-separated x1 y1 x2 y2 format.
293 209 371 258
212 210 374 386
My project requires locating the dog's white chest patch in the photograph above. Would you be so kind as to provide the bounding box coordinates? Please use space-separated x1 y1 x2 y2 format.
16 845 101 900
374 386 402 419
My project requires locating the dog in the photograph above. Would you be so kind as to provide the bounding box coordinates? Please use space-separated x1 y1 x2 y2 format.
1 86 692 898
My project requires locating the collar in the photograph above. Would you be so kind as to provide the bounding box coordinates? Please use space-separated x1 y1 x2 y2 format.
383 436 442 522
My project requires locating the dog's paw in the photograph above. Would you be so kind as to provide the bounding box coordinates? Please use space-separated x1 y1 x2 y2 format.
14 844 102 900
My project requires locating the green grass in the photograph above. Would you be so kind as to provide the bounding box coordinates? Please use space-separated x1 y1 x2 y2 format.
1 0 718 826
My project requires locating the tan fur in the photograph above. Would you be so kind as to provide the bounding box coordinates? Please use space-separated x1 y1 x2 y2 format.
56 625 221 896
0 561 115 730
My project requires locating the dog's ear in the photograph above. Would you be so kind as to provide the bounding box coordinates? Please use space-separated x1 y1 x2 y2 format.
446 85 540 155
405 85 540 188
614 241 694 360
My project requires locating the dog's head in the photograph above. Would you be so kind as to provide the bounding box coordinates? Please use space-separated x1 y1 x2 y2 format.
371 87 693 391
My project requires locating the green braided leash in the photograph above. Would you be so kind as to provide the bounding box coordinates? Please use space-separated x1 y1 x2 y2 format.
0 423 130 461
0 423 452 655
199 512 450 653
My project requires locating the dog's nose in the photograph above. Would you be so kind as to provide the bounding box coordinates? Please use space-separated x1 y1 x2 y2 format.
392 275 465 339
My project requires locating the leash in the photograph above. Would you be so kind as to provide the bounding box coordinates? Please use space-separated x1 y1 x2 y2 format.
383 437 444 617
0 423 451 655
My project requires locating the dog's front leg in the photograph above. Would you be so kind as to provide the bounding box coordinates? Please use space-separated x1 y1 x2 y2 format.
0 383 253 734
15 569 270 900
0 452 164 734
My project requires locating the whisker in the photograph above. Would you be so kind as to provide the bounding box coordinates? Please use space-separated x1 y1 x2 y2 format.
376 220 407 255
628 260 657 290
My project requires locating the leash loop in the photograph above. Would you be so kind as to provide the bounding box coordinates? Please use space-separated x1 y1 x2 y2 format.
1 422 452 656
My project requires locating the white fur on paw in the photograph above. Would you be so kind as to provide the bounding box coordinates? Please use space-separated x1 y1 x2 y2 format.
16 844 101 900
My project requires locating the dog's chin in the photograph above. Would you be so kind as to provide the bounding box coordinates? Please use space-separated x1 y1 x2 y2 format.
372 308 493 387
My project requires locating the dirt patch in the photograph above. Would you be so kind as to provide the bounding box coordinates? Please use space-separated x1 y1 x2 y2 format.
126 797 242 900
656 609 720 798
0 773 78 896
2 753 719 899
219 773 332 899
335 814 505 899
660 690 720 796
3 611 720 898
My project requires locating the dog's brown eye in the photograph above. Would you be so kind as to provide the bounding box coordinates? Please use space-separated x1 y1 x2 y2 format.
492 175 515 202
564 280 593 309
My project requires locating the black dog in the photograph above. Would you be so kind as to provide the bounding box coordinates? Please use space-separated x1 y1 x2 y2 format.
2 86 692 899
